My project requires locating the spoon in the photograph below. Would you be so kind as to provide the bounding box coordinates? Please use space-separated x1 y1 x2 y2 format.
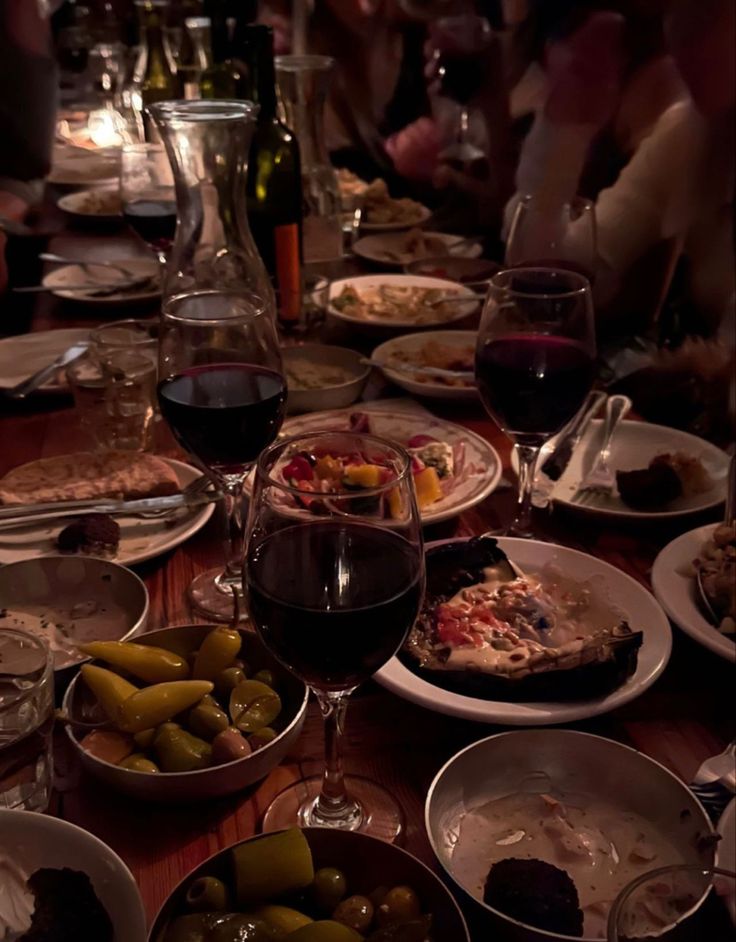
696 453 735 626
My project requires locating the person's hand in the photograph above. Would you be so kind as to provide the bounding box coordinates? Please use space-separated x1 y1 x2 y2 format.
544 11 626 127
384 116 443 184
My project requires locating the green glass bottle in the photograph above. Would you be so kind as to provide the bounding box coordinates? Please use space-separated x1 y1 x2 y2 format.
134 0 180 133
235 25 304 328
178 16 213 99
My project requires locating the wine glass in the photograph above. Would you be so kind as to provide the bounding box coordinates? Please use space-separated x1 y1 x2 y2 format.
158 291 285 621
475 267 597 537
120 142 176 264
607 865 736 941
244 431 425 841
506 195 597 282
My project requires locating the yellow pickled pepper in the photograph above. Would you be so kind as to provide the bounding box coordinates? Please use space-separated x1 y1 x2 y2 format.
79 641 189 683
80 664 138 724
117 680 214 733
192 627 242 680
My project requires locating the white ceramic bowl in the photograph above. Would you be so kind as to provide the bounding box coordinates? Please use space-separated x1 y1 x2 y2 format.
0 554 148 671
0 808 146 942
283 343 370 413
426 729 716 942
63 624 309 802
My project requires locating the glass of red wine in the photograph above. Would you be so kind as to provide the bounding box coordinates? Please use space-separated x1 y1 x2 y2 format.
476 267 596 537
158 291 285 620
120 142 177 264
245 431 425 841
506 195 597 282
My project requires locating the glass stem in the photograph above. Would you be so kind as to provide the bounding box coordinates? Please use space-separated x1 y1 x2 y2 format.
314 690 353 820
219 473 247 585
512 443 541 535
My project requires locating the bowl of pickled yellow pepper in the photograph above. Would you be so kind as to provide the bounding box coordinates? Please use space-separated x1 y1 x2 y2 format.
62 624 309 802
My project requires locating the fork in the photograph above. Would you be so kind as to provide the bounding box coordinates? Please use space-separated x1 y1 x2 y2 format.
571 394 631 502
135 472 217 518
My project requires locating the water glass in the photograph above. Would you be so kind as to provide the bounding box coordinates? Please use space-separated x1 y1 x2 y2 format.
0 629 54 812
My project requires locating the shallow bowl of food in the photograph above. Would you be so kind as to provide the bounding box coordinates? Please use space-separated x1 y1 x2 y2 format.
0 808 146 942
405 255 499 284
0 554 148 672
57 186 122 223
149 825 471 941
371 330 477 401
353 230 482 268
62 623 309 802
426 729 716 942
327 273 480 335
284 344 370 413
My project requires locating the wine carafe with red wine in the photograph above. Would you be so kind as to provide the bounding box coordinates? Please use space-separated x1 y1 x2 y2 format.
150 99 280 621
234 25 304 329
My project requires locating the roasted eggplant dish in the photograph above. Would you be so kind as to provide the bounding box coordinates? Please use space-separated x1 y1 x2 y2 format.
401 537 642 701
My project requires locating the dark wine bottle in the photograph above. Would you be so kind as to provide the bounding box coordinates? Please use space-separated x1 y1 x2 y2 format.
234 24 303 328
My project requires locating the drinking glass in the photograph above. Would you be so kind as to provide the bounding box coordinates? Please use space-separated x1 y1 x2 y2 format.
120 142 176 263
607 865 736 941
158 294 284 620
245 431 425 840
506 195 597 282
0 629 54 812
475 267 596 537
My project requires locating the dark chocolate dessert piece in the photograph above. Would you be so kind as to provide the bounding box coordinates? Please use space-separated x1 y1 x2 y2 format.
616 461 682 510
56 513 120 556
483 857 584 937
21 867 113 942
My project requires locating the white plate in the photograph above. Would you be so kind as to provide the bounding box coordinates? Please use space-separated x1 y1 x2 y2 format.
327 274 480 332
47 146 120 186
352 230 481 267
0 328 90 392
651 524 735 662
42 257 161 304
0 458 215 566
372 330 477 401
376 536 672 725
717 799 736 924
255 406 501 525
527 420 729 519
57 186 122 220
360 204 432 232
0 809 146 942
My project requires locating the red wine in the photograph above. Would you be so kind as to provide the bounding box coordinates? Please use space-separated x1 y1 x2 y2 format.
158 363 286 474
437 50 486 104
247 522 423 691
123 199 177 253
476 334 595 444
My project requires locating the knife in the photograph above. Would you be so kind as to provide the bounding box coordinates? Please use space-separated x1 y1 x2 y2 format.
7 342 89 399
0 491 218 531
540 390 608 482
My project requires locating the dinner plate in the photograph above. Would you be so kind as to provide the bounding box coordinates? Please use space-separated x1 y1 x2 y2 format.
360 204 432 232
352 230 481 267
47 147 120 187
42 257 161 304
651 524 735 662
0 458 215 567
57 186 122 221
252 406 502 525
0 328 90 392
371 330 477 401
327 273 480 332
521 420 729 519
375 536 672 725
717 799 736 924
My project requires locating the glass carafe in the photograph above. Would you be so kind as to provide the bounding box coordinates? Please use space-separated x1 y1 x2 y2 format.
275 55 343 263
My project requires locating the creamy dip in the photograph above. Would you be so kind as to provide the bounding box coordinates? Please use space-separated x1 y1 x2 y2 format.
0 857 33 942
450 789 688 938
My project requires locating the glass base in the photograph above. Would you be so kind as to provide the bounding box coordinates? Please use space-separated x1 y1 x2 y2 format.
187 567 241 622
261 775 405 843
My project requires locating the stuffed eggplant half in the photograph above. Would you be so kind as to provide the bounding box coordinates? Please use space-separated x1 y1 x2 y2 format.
401 537 642 701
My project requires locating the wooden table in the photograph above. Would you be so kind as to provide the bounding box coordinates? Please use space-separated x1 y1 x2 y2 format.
1 215 734 940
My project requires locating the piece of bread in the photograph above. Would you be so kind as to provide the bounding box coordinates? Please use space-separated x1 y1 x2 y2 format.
0 451 180 506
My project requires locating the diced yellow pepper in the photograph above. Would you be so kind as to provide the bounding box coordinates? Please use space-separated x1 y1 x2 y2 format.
314 455 343 481
413 466 442 508
387 487 403 519
343 464 382 487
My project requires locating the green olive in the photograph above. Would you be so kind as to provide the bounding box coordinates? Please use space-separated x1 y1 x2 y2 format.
312 867 347 914
208 915 275 942
229 680 281 733
118 753 159 773
185 875 229 912
133 728 156 750
211 726 252 764
249 727 277 751
333 895 374 933
251 669 275 689
188 697 230 741
214 666 247 697
376 886 421 927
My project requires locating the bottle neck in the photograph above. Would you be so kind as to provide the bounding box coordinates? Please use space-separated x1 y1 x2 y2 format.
235 26 277 121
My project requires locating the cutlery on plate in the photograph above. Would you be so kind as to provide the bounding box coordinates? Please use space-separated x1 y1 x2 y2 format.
696 453 735 626
6 342 89 399
540 390 608 482
39 253 143 277
361 358 474 382
571 394 632 501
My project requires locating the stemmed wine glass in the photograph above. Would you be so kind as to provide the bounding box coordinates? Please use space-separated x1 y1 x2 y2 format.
158 292 285 620
475 267 597 537
244 431 425 841
120 142 177 264
506 195 597 281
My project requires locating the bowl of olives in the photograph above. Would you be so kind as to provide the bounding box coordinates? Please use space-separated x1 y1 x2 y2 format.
61 624 309 802
149 826 470 941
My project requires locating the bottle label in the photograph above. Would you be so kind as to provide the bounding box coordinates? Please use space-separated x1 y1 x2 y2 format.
274 223 302 323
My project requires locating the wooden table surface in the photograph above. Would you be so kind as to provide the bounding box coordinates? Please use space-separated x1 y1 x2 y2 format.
1 212 734 940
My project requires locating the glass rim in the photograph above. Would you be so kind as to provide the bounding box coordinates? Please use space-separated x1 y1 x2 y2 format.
161 290 270 326
255 430 413 499
491 266 592 299
90 318 157 348
147 99 259 124
0 627 52 712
